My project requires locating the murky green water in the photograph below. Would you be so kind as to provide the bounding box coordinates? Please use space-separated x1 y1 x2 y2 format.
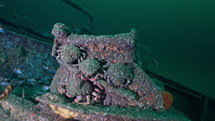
1 0 214 100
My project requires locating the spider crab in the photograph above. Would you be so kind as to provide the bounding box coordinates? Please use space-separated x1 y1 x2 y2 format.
58 58 105 104
56 44 86 65
104 62 133 87
65 70 93 105
77 58 105 101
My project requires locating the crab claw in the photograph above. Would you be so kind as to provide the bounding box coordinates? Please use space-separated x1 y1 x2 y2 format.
85 95 91 105
92 91 100 101
74 96 82 103
74 95 91 105
97 84 104 91
94 88 101 94
65 93 73 98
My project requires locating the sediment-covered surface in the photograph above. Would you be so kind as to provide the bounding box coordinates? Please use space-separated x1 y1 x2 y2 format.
0 94 74 121
35 93 191 121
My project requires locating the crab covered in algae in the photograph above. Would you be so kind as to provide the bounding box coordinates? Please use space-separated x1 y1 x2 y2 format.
65 71 93 105
65 69 103 104
104 62 134 87
78 58 105 90
55 44 86 65
79 58 101 78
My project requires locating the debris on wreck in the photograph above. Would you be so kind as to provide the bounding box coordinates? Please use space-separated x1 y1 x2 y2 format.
35 23 191 121
49 23 163 109
0 85 12 100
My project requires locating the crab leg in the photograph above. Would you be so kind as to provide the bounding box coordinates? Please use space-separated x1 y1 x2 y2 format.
65 93 73 98
74 96 82 103
89 74 99 81
94 88 101 94
85 95 91 105
74 95 91 105
92 91 100 101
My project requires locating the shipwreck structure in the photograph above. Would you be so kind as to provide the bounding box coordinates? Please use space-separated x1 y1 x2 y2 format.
35 23 191 121
48 23 165 110
0 22 193 121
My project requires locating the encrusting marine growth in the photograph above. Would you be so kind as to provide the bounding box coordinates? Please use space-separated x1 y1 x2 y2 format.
49 23 165 110
33 23 194 121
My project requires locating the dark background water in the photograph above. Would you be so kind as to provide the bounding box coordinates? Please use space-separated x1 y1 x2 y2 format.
1 0 215 99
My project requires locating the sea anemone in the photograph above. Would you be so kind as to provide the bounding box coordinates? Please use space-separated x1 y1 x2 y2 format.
162 91 173 110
